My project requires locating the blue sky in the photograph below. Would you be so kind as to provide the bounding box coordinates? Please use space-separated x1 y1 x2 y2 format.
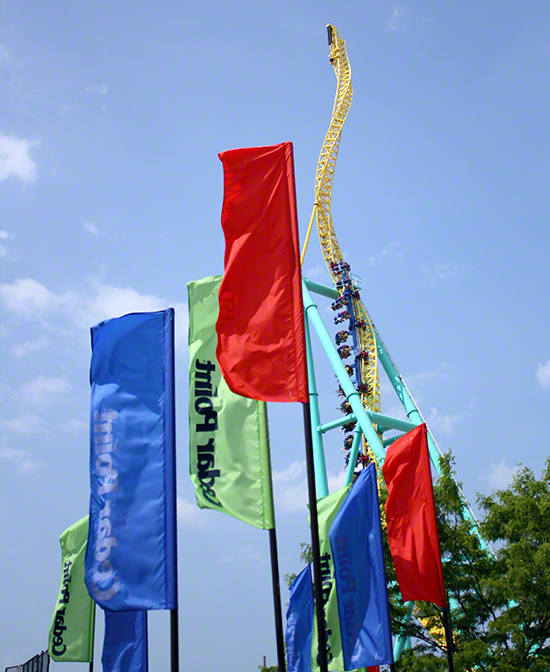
1 1 550 669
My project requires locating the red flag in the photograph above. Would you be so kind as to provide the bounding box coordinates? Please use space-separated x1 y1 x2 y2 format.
216 142 309 403
382 423 447 608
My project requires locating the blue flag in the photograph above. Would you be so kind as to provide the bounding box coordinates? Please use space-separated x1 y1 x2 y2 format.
286 565 314 672
85 310 177 611
329 464 393 670
102 610 148 672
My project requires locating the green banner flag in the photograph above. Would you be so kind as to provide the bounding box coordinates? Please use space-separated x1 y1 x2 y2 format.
188 275 275 530
48 515 95 662
311 484 352 672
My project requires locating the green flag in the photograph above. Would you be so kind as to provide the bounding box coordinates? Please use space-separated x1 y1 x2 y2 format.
48 515 95 662
311 484 352 672
188 275 275 530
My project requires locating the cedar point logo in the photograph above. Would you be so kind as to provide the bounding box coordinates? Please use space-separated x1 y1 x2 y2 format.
91 409 120 601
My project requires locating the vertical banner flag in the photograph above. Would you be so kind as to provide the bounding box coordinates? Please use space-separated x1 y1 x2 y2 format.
48 516 95 662
286 565 314 672
216 142 308 403
382 423 447 608
102 610 148 672
85 309 177 611
329 465 394 670
188 276 275 529
311 484 351 672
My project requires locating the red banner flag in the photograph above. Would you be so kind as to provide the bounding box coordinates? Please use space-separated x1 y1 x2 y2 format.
216 142 308 403
382 423 447 608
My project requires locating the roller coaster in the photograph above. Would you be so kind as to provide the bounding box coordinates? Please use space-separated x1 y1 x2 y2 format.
300 24 490 661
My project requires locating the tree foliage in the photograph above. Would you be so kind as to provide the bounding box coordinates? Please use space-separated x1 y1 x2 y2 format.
396 454 550 671
289 455 550 671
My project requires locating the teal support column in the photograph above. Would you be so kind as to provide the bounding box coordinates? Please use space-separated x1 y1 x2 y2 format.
374 333 444 469
303 277 339 300
374 325 493 555
304 310 329 498
345 425 363 485
302 281 385 465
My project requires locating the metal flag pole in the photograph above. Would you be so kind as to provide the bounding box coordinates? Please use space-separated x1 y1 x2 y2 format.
262 403 286 672
442 607 455 672
302 400 329 672
268 527 287 672
89 601 96 672
168 319 180 672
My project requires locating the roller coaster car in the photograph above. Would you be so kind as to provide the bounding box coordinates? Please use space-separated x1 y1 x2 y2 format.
357 453 370 466
335 330 349 344
331 297 346 311
355 320 366 329
335 278 352 289
337 345 352 359
357 383 370 394
334 310 350 324
339 400 352 414
352 290 361 299
335 385 345 398
342 421 357 433
343 435 354 449
356 350 369 361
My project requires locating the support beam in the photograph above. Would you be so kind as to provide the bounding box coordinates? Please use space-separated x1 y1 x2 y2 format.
302 281 386 464
304 313 329 498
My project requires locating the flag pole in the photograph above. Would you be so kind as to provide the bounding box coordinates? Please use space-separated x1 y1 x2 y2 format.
89 601 95 672
442 607 455 672
170 610 179 672
169 314 179 672
303 401 329 672
268 527 286 672
263 404 287 672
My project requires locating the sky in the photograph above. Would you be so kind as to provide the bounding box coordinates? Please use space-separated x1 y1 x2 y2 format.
1 1 550 669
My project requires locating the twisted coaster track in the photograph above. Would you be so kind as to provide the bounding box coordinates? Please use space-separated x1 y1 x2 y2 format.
302 24 381 468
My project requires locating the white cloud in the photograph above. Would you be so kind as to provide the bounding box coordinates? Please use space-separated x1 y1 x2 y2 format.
0 133 40 183
488 460 520 490
2 412 46 434
0 277 189 353
0 230 17 261
304 265 326 281
177 496 207 527
61 419 88 433
216 544 265 566
0 445 44 472
426 407 464 436
366 242 401 266
83 221 99 235
383 404 409 422
423 262 468 284
536 359 550 389
74 280 188 352
61 104 77 115
85 84 108 95
272 460 347 514
0 278 73 316
0 44 24 70
388 4 408 32
9 335 50 357
18 375 70 405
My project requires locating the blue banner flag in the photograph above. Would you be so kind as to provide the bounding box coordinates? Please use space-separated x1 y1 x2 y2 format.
329 464 393 670
85 309 177 611
286 565 314 672
102 610 148 672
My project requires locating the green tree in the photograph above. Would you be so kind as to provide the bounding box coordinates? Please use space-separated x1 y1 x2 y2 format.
289 456 550 671
397 455 550 671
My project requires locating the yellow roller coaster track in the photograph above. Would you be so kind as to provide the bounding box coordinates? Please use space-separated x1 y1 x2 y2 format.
302 24 381 462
